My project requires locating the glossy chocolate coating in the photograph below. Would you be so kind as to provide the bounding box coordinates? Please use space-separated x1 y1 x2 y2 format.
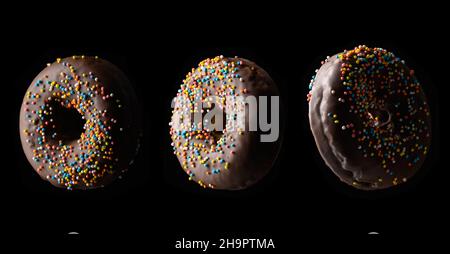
308 48 431 190
20 56 142 189
170 57 283 190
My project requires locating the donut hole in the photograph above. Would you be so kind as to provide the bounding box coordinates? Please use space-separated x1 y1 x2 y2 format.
210 130 224 143
368 108 391 128
207 114 225 143
376 109 390 124
195 106 226 145
45 100 85 143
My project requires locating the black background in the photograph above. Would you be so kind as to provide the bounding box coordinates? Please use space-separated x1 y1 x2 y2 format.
2 4 448 249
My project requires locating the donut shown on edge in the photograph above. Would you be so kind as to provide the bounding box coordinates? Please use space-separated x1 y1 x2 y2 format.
169 56 283 190
20 56 142 190
307 45 431 190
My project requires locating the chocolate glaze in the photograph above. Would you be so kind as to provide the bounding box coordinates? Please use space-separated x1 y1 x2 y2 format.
170 57 283 190
19 56 142 189
309 50 431 190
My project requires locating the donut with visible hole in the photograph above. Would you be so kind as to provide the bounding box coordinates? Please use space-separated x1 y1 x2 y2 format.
170 56 283 190
307 46 431 190
19 56 142 190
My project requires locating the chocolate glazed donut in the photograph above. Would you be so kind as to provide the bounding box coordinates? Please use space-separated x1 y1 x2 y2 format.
307 46 431 190
170 56 282 190
20 56 142 190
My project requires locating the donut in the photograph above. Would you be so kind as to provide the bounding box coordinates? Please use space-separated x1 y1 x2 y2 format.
19 56 142 190
169 56 282 190
307 45 431 190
